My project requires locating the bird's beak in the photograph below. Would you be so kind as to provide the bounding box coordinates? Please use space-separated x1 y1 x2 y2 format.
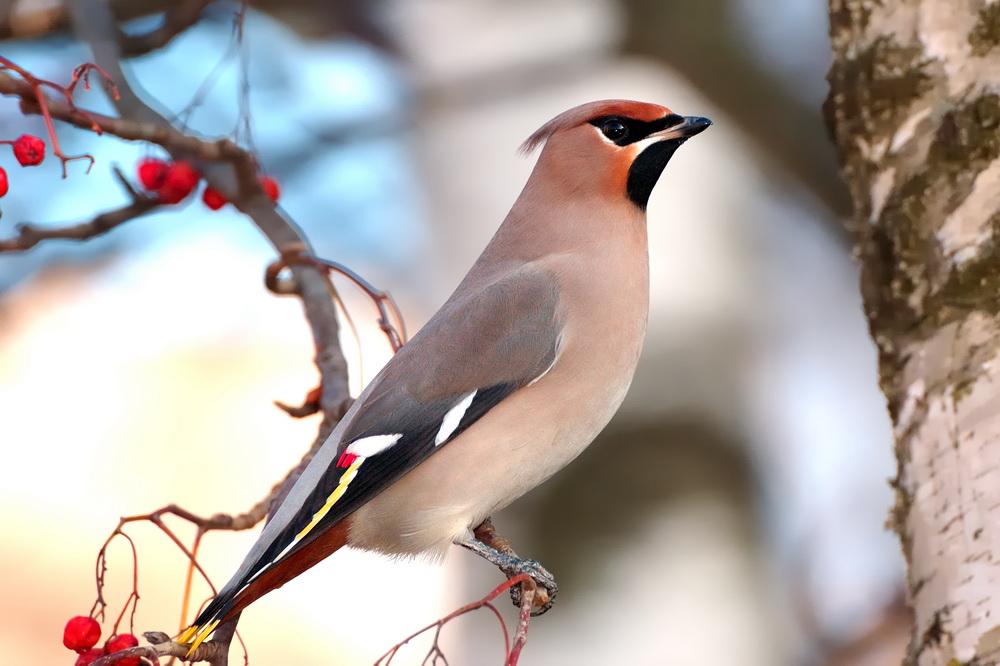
652 115 713 142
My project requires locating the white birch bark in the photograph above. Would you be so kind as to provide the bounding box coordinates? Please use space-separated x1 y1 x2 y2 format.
827 1 1000 664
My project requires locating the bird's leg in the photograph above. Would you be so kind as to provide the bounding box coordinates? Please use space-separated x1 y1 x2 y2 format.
457 518 558 616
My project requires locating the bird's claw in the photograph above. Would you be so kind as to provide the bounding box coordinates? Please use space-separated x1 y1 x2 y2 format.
502 558 558 616
457 528 558 615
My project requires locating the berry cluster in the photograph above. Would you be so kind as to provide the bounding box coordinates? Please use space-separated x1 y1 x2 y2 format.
137 158 199 204
0 134 47 198
136 157 280 208
63 616 142 666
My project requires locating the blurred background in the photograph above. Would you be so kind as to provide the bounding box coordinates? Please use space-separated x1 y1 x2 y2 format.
0 1 905 664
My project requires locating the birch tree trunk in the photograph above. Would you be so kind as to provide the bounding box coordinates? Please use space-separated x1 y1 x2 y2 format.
826 2 1000 665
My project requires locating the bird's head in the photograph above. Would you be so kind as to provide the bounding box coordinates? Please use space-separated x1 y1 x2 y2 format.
520 100 712 209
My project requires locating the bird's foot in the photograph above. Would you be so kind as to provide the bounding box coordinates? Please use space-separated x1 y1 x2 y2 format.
500 556 558 616
457 524 558 616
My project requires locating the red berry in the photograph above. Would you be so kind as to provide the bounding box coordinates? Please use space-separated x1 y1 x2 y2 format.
0 167 8 198
74 648 104 666
63 616 101 652
156 161 200 204
202 186 227 210
137 158 169 190
12 134 45 166
259 176 280 202
105 633 140 666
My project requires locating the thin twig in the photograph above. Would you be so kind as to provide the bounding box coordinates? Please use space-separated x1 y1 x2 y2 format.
0 166 158 252
0 55 102 175
374 574 533 666
507 584 535 666
93 505 263 666
266 247 408 352
274 385 323 419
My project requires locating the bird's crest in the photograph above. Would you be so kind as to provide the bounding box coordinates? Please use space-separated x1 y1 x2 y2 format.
518 99 673 155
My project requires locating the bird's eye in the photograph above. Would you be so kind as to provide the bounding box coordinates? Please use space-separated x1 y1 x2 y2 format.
601 120 628 141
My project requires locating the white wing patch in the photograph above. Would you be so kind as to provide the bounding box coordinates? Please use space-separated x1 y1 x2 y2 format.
346 433 403 457
435 390 477 446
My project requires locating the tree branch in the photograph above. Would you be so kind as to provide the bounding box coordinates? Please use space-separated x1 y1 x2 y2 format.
47 0 353 426
0 4 361 660
146 629 230 664
118 0 211 57
0 165 159 252
0 198 156 251
91 644 163 666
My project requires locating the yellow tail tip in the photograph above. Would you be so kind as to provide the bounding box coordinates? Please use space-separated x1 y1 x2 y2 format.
181 620 220 657
177 626 198 644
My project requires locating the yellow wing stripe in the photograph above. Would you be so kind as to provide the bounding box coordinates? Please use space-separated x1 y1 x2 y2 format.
293 457 364 543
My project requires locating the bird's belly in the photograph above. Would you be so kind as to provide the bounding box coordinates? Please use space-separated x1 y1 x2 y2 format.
346 358 635 559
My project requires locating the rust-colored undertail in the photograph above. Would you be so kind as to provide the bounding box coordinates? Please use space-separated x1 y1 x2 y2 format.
219 517 352 624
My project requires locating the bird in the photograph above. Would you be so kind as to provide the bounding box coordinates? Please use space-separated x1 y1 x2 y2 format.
179 99 711 652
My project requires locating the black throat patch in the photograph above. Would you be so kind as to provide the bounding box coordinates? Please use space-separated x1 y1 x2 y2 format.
626 140 683 209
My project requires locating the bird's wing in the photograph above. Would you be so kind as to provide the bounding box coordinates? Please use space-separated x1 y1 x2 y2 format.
184 265 562 638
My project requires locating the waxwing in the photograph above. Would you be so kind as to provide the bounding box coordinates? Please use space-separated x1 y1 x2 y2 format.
181 100 711 652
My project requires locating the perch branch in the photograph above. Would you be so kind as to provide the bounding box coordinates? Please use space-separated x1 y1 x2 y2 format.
146 629 229 664
91 644 163 666
508 582 535 666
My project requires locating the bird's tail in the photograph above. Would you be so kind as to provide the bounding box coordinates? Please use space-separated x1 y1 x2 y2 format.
177 518 352 655
178 581 241 656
